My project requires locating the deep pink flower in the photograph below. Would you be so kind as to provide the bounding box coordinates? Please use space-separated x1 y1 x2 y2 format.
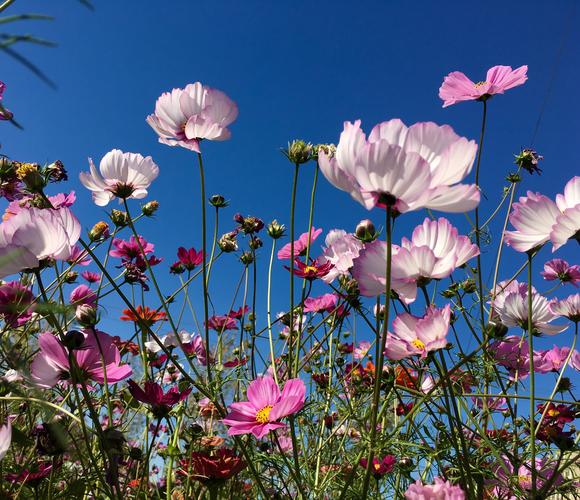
69 284 97 307
0 81 13 121
178 448 246 484
81 271 101 283
127 379 191 417
277 227 323 260
30 330 132 388
182 334 212 365
405 477 465 499
206 314 238 332
222 376 306 439
66 245 92 266
318 119 479 213
489 335 542 380
0 281 35 327
359 455 396 478
439 65 527 107
541 259 580 286
228 305 250 320
303 293 338 313
79 150 159 206
549 293 580 322
147 82 238 153
109 235 154 261
285 258 334 281
176 247 203 271
535 345 580 373
384 305 451 360
318 229 363 283
5 462 54 485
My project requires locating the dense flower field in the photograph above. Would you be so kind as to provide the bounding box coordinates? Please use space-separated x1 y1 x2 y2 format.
0 21 579 498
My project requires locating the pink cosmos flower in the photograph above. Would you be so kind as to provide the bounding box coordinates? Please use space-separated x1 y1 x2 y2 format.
147 82 238 153
4 192 76 221
439 64 527 107
110 235 154 261
0 207 80 278
69 284 97 307
551 176 580 250
549 293 580 322
404 477 465 499
182 334 211 365
490 335 542 380
79 149 159 206
66 245 91 266
0 281 35 327
286 258 334 281
0 81 13 121
318 229 363 283
535 345 580 373
206 314 238 332
222 375 306 439
0 421 11 461
318 119 479 214
491 457 562 497
30 330 132 388
353 341 372 360
81 271 101 283
541 259 580 286
277 227 323 260
384 305 451 360
303 293 338 313
127 380 191 417
175 247 203 271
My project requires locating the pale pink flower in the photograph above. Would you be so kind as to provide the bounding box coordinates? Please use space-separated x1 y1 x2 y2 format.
144 330 192 354
541 259 580 286
31 330 132 388
222 376 305 439
79 149 159 206
0 207 80 278
277 227 322 260
353 341 372 360
147 82 238 153
303 293 338 313
318 119 479 214
551 176 580 250
491 457 562 497
318 229 363 283
549 293 580 322
0 421 10 462
535 345 580 373
405 476 465 499
384 305 450 360
439 65 527 107
4 192 76 220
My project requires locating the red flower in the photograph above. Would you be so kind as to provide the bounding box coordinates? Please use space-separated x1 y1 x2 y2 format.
285 258 334 281
176 246 204 271
111 336 140 356
6 461 55 485
127 380 191 417
178 448 246 485
228 305 250 320
359 455 396 478
120 306 167 326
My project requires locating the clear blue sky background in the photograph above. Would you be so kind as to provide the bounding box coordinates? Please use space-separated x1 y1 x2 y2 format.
1 1 578 390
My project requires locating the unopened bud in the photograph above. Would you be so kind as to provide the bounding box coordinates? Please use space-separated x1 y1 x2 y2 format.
76 305 98 327
240 251 254 265
355 219 377 243
267 220 286 239
218 232 238 253
89 221 110 242
141 200 159 217
249 236 263 250
63 330 85 350
283 140 313 165
209 194 228 208
110 210 129 227
63 271 78 284
514 148 543 175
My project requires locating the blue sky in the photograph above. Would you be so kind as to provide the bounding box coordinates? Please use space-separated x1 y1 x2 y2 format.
1 1 579 389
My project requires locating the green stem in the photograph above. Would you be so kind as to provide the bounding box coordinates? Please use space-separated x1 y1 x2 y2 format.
527 252 537 497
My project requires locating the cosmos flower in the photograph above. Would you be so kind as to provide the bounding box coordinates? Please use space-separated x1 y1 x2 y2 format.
277 227 323 260
353 341 372 360
31 330 132 388
489 336 542 380
69 284 97 307
0 421 11 461
358 455 396 479
66 245 91 267
127 380 191 417
79 150 159 206
110 235 154 261
4 192 76 221
0 207 80 278
318 119 479 214
178 449 246 485
222 375 306 439
439 64 528 107
551 176 580 250
81 271 101 283
0 281 35 327
206 314 238 332
549 293 580 323
541 259 580 286
147 82 238 153
404 477 465 499
120 305 167 325
318 229 363 283
144 330 192 353
490 457 562 497
0 81 13 121
536 345 580 373
286 258 334 281
303 293 338 313
384 305 451 360
175 247 203 271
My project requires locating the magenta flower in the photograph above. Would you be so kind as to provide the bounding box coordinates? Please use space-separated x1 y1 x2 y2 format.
206 314 238 332
384 305 451 360
127 380 191 417
549 293 580 323
81 271 101 283
228 305 250 320
303 293 338 313
541 259 580 286
30 330 132 388
439 64 527 107
222 376 306 439
69 285 97 307
109 235 154 261
66 245 92 267
147 82 238 153
404 477 465 499
79 149 159 206
358 455 396 478
489 335 542 380
0 281 35 327
277 227 323 260
175 246 203 271
285 258 334 281
318 119 479 214
536 345 580 373
318 229 363 283
5 192 76 220
0 207 80 278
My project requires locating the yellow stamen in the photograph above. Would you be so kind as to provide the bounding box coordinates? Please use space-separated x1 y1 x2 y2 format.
15 163 38 180
374 463 381 471
474 81 487 87
255 405 273 424
304 266 317 274
411 339 425 350
547 409 559 417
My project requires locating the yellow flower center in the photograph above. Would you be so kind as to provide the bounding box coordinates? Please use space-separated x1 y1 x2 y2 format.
547 408 559 417
255 405 273 424
474 81 487 87
374 463 381 471
411 339 426 350
304 266 317 274
15 163 38 180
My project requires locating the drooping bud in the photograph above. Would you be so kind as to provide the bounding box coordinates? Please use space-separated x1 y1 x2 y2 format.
89 221 110 242
355 219 378 243
76 304 98 327
141 200 159 217
110 209 129 227
63 271 78 284
45 160 68 182
267 220 286 239
283 140 313 165
218 232 238 253
62 330 85 350
209 194 228 208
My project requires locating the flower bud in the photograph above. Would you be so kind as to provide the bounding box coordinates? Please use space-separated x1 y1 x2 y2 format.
63 330 85 350
460 278 477 294
240 251 254 265
355 219 378 243
110 209 129 227
283 140 313 165
141 200 159 217
234 214 264 234
218 232 238 252
209 194 228 208
249 236 263 250
89 221 110 242
76 304 98 327
514 148 543 175
267 220 286 239
45 160 68 182
63 271 78 284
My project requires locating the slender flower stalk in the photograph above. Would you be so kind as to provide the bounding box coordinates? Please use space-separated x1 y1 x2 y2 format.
527 252 537 496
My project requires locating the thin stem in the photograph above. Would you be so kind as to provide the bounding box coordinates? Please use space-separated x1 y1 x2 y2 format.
527 252 537 497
